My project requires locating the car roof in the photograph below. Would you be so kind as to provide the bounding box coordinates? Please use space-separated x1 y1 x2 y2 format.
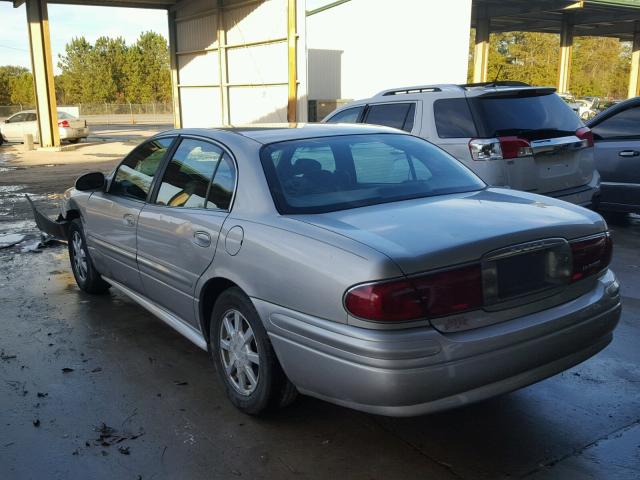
157 123 405 144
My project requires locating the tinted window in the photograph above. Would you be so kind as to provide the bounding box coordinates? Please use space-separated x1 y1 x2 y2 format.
325 106 363 124
8 113 27 123
365 103 416 132
208 156 236 210
25 113 37 122
261 134 484 214
434 98 477 138
470 93 582 137
592 106 640 140
111 138 173 201
156 139 223 208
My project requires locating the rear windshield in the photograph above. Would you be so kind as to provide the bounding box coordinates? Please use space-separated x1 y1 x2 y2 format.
260 134 485 214
470 93 583 138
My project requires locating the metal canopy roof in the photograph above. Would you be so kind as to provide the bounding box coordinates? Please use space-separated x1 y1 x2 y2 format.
4 0 177 9
472 0 640 40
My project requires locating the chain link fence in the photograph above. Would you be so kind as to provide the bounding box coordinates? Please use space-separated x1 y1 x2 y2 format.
0 103 174 125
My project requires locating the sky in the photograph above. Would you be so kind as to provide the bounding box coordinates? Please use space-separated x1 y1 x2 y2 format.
0 2 168 74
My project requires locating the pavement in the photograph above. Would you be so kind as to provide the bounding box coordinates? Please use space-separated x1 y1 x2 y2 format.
0 137 639 480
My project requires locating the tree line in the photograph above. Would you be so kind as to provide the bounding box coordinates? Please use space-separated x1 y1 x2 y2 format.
0 31 172 106
468 31 632 99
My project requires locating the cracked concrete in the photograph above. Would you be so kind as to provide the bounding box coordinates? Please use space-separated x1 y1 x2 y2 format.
0 140 638 479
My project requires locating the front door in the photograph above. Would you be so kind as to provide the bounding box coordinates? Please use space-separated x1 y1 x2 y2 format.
591 104 640 209
136 137 237 327
2 112 29 141
84 137 174 293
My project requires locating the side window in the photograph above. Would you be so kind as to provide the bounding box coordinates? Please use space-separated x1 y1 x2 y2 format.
8 113 27 123
208 156 237 210
110 138 173 201
592 106 640 140
156 139 223 208
364 103 416 132
25 113 37 122
434 99 477 138
325 106 364 124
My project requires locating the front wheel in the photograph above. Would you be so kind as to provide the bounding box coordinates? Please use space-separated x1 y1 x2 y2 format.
68 219 110 294
210 288 297 415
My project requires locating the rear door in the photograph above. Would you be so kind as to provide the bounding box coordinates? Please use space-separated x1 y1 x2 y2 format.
590 104 640 208
136 137 236 327
470 91 592 195
85 137 174 293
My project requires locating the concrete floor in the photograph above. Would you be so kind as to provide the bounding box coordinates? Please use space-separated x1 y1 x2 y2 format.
0 142 639 480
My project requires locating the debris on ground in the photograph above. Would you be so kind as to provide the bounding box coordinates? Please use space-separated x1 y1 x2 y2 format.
91 367 102 373
62 367 74 373
118 446 130 455
32 419 40 427
0 233 26 249
0 350 17 361
174 381 188 386
92 422 144 449
36 392 48 398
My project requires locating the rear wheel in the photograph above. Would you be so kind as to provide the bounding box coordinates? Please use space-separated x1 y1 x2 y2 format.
68 219 110 294
67 138 80 144
210 287 297 415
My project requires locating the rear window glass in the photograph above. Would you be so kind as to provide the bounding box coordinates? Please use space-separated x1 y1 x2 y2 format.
260 134 484 214
434 99 477 138
470 93 582 138
364 103 416 132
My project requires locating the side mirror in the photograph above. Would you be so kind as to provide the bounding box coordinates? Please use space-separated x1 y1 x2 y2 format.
75 172 105 191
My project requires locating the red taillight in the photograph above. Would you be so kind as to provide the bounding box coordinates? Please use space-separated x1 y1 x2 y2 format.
58 119 70 128
575 127 594 147
570 233 612 282
344 264 483 322
344 279 423 322
497 136 533 159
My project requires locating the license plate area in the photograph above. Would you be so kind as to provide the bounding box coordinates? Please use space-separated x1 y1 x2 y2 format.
482 238 572 306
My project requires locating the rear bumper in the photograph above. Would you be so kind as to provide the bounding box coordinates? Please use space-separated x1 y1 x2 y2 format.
255 270 621 417
545 171 601 207
59 126 89 140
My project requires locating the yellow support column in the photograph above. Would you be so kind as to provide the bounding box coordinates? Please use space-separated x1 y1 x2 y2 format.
473 14 490 83
26 0 59 147
558 18 573 94
287 0 298 123
167 10 182 129
629 25 640 99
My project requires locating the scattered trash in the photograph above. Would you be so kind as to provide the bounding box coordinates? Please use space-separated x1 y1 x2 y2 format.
92 422 144 448
72 449 79 456
174 381 188 386
33 419 40 427
0 351 17 361
0 233 25 249
90 367 102 373
118 446 130 455
62 367 74 373
36 392 48 398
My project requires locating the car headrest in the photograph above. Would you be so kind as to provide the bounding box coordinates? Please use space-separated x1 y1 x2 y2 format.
292 158 322 175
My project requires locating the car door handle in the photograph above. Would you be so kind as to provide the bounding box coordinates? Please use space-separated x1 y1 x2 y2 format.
619 150 639 157
123 214 136 227
193 231 211 247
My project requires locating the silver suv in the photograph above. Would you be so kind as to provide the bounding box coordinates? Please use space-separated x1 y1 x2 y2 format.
324 82 600 206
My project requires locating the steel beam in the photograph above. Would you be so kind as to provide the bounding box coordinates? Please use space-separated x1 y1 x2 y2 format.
25 0 59 147
167 10 181 128
473 12 490 83
558 17 573 94
217 0 230 125
629 24 640 98
287 0 297 122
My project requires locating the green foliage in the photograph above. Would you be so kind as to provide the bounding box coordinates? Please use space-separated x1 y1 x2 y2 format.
0 65 30 105
10 72 34 105
468 30 631 98
56 32 171 104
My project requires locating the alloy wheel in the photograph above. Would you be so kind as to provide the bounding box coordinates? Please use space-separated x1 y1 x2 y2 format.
219 309 260 396
71 231 88 282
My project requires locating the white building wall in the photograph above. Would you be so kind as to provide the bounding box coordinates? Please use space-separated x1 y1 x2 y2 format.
306 0 472 101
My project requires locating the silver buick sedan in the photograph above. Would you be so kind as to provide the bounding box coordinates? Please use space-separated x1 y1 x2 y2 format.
36 124 621 417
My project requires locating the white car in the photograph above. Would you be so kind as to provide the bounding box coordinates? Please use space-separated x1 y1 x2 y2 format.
0 110 89 145
325 82 599 207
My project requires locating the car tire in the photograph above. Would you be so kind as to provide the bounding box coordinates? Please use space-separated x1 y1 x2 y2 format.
68 219 110 294
210 287 297 415
67 138 80 144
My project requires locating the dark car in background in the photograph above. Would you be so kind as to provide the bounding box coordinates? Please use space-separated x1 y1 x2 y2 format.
587 96 640 217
